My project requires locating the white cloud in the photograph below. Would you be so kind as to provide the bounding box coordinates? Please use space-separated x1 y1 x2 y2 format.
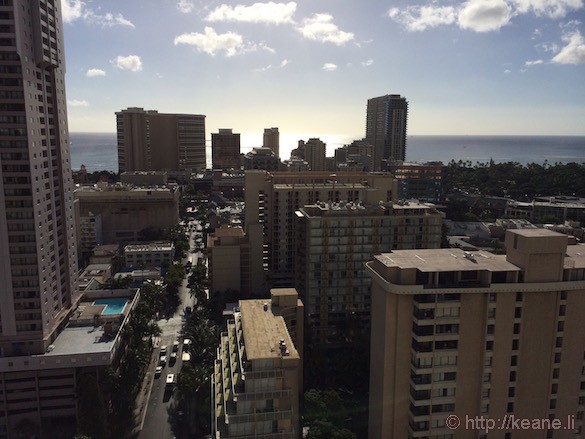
552 29 585 63
504 69 512 73
62 0 83 23
458 0 512 32
525 59 544 65
280 59 289 67
174 27 244 57
61 0 134 28
113 55 143 72
206 2 296 24
298 14 354 45
361 59 374 66
68 99 89 107
388 5 456 32
510 0 583 19
322 63 337 71
86 68 106 77
177 0 195 13
255 59 290 72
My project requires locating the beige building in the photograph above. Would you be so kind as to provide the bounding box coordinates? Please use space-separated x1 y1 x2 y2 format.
212 129 241 170
75 184 180 244
295 201 442 344
0 0 79 358
124 242 174 268
207 226 252 296
212 288 303 438
116 107 206 173
367 229 585 439
263 127 280 158
244 171 398 288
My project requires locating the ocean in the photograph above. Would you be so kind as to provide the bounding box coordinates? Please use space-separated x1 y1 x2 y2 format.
69 132 585 173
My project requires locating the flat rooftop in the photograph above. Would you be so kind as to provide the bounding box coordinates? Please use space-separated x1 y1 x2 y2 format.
239 299 299 361
42 325 116 356
374 249 520 273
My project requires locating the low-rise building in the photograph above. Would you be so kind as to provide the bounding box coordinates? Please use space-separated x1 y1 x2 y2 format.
243 147 281 172
388 161 445 203
124 242 175 268
212 289 304 438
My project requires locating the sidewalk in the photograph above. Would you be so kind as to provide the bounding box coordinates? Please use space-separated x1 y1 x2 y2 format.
132 336 160 435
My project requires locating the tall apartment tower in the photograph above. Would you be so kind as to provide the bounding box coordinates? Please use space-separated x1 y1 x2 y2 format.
367 229 585 439
0 0 78 357
366 94 408 169
116 107 206 173
263 127 279 158
212 128 241 170
295 201 442 344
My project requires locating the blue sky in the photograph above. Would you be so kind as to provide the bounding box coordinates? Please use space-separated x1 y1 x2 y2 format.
62 0 585 138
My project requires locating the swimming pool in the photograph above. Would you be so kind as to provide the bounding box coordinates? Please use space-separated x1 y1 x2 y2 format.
93 298 129 315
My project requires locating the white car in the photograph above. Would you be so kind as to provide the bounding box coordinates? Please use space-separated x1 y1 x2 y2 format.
155 366 163 377
159 356 167 366
160 345 167 356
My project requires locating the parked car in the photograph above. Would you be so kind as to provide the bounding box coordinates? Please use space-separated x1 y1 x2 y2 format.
160 345 167 356
155 366 163 378
173 341 180 352
170 352 177 365
159 356 167 366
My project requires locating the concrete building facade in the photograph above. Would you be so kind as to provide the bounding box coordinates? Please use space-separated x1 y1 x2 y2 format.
263 127 279 158
366 94 408 169
207 226 252 296
389 161 445 203
212 289 303 438
75 184 180 244
212 129 241 170
303 138 327 172
243 147 281 172
367 229 585 439
244 171 398 289
124 242 174 268
295 201 442 344
116 107 206 173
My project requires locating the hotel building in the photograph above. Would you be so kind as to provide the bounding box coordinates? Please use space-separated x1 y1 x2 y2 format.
263 128 279 158
367 229 585 439
295 201 442 344
244 171 398 289
116 107 206 173
212 288 303 438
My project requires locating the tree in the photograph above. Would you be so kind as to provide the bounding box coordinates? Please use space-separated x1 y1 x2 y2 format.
77 374 108 439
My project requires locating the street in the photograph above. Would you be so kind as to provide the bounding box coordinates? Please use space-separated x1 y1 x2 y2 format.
138 220 203 439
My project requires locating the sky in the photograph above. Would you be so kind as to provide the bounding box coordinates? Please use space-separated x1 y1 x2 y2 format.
62 0 585 139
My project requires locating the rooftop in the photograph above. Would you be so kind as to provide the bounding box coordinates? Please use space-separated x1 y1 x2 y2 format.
239 299 300 361
124 242 174 252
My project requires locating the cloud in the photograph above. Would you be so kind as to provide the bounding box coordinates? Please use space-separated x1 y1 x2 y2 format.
68 99 89 107
206 2 296 24
61 0 134 28
458 0 512 32
62 0 83 23
525 59 544 65
174 27 244 56
504 68 512 73
510 0 583 19
113 55 143 71
255 59 290 72
361 59 374 66
539 41 561 52
551 29 585 63
280 59 289 67
388 5 456 32
86 68 106 77
177 0 195 13
298 14 354 45
322 63 337 71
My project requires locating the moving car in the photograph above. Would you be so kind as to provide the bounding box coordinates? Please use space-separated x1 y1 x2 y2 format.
155 366 163 378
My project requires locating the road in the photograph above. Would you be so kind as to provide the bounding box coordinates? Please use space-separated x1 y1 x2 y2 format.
138 220 204 439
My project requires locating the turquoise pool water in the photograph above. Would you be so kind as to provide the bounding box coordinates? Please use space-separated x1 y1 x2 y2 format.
93 298 128 315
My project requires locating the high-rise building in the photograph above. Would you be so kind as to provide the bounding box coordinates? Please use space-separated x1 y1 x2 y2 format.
0 0 78 358
366 94 408 169
295 201 442 344
263 127 279 158
367 229 585 439
244 171 398 289
212 129 241 170
212 288 304 438
116 107 206 173
303 138 327 171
